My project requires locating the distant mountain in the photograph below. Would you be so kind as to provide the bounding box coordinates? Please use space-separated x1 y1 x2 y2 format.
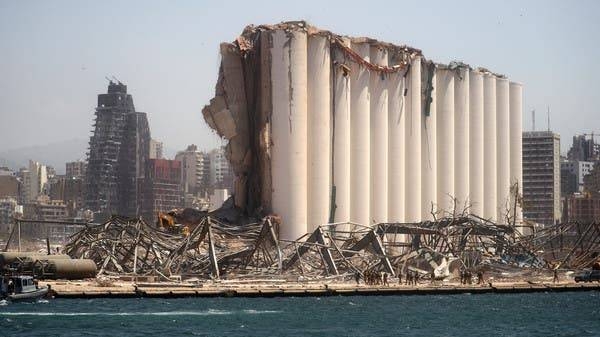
0 138 88 174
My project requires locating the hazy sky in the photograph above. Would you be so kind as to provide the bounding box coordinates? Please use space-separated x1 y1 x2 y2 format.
1 0 598 155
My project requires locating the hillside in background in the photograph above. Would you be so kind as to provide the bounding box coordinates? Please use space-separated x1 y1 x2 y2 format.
0 138 88 174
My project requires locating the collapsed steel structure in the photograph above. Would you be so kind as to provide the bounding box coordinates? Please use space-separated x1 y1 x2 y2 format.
63 212 600 281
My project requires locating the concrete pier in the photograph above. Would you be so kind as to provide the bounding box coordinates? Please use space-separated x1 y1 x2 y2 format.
43 281 600 299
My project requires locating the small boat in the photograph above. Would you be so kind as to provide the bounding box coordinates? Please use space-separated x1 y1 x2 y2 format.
0 275 49 302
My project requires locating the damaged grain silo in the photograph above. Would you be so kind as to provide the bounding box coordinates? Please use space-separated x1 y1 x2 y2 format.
202 21 523 241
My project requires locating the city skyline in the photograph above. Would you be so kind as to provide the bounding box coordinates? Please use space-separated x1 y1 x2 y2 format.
1 0 599 154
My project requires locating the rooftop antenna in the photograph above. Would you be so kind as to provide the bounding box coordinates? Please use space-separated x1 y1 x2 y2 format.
547 105 550 131
532 109 536 131
105 76 113 84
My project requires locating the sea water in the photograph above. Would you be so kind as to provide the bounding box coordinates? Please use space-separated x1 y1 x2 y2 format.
0 292 598 336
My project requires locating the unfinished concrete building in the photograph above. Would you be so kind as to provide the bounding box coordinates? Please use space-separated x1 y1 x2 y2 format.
85 81 150 219
203 22 523 240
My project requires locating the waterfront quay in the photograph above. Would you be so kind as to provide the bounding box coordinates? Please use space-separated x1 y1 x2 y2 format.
42 280 600 299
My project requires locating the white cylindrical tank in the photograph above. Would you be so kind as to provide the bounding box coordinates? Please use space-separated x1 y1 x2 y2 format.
483 74 497 221
350 41 371 227
469 71 485 217
388 67 406 222
333 37 351 226
421 67 437 220
454 67 470 213
270 29 308 240
509 82 523 227
307 34 331 231
370 45 388 225
496 78 510 223
405 56 422 222
436 68 455 214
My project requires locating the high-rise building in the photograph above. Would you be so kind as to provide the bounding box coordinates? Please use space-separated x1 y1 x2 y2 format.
149 139 164 159
49 175 84 217
561 160 595 195
24 160 47 202
85 81 150 218
66 161 87 178
565 195 600 223
140 159 182 222
209 147 233 190
567 135 600 162
0 175 19 199
0 197 18 233
174 145 210 195
522 131 561 226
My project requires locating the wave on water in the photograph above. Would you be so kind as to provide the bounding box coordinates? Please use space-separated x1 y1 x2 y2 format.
0 309 281 316
242 309 282 314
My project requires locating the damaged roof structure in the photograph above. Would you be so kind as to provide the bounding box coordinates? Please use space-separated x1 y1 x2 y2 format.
202 21 524 241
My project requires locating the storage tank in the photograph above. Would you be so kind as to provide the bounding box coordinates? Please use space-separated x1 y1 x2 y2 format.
203 22 524 237
0 252 70 268
370 45 389 225
509 82 524 227
270 29 308 240
436 67 455 213
307 33 331 231
421 65 437 220
405 56 422 222
469 71 485 216
34 259 97 280
454 67 470 212
483 74 498 221
350 41 371 227
388 62 406 222
496 77 511 222
332 37 351 226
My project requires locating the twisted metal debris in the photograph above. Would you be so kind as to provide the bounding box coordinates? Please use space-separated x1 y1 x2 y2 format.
63 211 600 281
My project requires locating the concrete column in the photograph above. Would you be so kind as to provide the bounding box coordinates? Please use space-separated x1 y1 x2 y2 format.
469 71 485 217
333 37 351 226
370 45 388 225
405 56 422 222
270 29 308 240
454 68 470 213
483 74 497 221
496 78 510 223
307 34 331 231
350 41 371 227
436 68 455 214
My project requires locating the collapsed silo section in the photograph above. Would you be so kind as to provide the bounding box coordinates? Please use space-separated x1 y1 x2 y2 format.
454 66 470 213
436 67 455 214
332 37 352 227
350 41 371 227
370 45 389 225
469 71 485 216
421 62 437 220
307 33 331 231
483 73 498 221
270 29 309 240
405 57 422 222
496 77 511 222
509 82 524 228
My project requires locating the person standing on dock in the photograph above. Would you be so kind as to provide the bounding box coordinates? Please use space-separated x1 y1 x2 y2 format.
553 268 559 283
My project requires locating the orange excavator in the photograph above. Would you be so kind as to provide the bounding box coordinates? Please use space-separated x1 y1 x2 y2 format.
156 208 207 236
